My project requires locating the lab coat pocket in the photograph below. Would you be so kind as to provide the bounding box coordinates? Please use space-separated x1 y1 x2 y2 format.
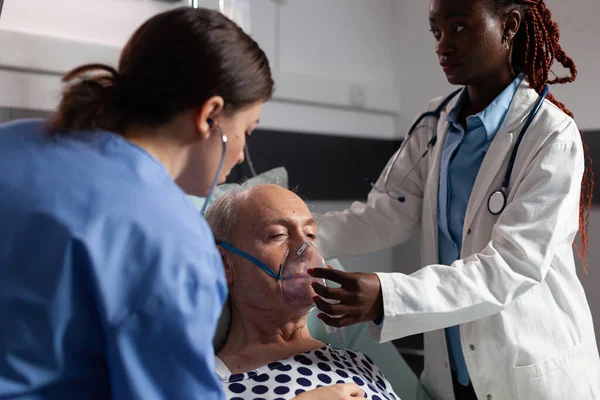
513 343 592 400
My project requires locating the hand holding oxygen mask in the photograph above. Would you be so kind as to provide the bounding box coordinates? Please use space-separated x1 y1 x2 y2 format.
308 268 384 329
280 241 346 348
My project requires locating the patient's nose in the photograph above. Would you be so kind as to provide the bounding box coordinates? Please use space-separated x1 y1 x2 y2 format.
289 232 307 250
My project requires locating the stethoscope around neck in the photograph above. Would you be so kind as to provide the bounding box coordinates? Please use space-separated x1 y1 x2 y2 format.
487 84 549 215
367 84 549 217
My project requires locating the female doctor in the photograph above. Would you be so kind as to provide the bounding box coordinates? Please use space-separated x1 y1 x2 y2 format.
309 0 600 399
0 7 363 400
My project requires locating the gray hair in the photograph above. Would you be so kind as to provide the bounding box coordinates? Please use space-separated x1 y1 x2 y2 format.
204 178 287 245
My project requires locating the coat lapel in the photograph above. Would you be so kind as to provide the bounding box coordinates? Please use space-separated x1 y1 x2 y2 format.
423 90 464 264
462 79 540 234
462 132 514 232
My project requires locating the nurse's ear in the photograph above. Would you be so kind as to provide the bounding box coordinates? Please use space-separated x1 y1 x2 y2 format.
217 246 235 285
195 96 225 140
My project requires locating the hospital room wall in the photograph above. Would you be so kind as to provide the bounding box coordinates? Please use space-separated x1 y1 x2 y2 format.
0 0 399 140
390 0 600 342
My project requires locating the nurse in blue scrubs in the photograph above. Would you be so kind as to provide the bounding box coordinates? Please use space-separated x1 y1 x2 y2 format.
0 7 271 400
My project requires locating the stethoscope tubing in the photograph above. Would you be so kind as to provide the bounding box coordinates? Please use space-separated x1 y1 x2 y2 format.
368 84 549 217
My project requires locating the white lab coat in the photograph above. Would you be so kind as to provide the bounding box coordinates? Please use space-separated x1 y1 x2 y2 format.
316 79 600 400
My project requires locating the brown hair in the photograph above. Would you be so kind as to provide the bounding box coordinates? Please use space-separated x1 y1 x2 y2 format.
492 0 594 272
49 7 274 134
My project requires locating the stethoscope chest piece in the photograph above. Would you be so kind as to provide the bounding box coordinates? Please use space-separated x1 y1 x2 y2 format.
488 190 507 215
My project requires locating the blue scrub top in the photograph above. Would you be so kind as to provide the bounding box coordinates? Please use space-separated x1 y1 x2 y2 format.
0 120 227 399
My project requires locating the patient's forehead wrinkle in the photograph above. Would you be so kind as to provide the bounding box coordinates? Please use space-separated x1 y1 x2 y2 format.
260 202 280 215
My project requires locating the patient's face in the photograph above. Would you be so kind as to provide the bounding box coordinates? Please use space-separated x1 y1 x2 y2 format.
227 185 319 316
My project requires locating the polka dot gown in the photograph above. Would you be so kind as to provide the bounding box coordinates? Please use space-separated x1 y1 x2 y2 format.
215 345 399 400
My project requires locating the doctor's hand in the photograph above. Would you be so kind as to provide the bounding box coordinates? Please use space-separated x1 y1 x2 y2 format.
308 267 384 328
293 383 365 399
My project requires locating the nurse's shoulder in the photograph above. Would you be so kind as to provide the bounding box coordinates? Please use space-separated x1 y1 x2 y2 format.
72 127 226 326
0 118 224 324
0 117 210 243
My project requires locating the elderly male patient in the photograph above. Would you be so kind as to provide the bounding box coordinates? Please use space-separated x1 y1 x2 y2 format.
205 184 400 400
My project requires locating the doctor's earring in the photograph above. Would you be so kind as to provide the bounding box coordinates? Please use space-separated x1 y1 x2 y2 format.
502 35 510 49
503 32 515 50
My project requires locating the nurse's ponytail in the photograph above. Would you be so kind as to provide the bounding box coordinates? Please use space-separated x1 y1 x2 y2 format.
494 0 594 272
49 7 274 136
50 64 122 132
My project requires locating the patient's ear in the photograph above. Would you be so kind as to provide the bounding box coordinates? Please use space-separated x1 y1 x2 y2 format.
218 247 234 285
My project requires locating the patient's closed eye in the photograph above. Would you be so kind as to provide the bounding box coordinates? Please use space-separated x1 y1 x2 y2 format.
268 233 287 240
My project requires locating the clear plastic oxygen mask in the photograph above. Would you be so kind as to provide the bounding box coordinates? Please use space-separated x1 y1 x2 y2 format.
279 241 324 306
279 241 346 349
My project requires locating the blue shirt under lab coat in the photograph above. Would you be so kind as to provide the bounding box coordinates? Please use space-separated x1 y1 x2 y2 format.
438 74 524 386
0 120 227 399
